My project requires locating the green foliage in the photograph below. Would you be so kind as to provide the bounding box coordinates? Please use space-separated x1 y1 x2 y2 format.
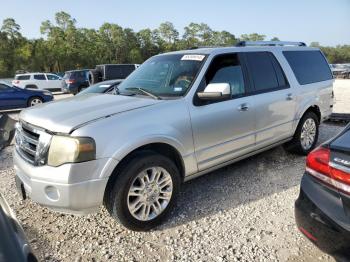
0 12 349 77
240 33 266 41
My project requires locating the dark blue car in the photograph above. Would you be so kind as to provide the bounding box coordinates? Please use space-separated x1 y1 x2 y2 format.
0 81 53 110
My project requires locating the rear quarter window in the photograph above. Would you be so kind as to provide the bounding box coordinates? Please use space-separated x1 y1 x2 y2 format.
15 75 30 80
283 50 332 85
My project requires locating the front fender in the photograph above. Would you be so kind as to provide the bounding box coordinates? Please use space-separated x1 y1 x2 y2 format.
111 134 186 161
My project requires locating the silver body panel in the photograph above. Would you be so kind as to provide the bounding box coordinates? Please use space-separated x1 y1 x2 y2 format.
14 46 333 214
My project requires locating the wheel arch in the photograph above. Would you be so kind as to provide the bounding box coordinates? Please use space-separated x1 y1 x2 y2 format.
301 105 321 123
27 95 43 107
103 142 186 205
24 84 38 89
294 104 321 133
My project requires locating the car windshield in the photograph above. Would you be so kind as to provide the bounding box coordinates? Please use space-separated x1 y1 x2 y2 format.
117 54 206 97
78 81 121 95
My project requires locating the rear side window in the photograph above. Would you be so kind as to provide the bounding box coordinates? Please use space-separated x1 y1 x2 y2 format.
34 74 46 80
245 52 288 93
283 50 332 85
15 75 30 80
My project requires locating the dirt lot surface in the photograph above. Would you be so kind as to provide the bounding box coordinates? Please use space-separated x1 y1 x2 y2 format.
0 122 346 262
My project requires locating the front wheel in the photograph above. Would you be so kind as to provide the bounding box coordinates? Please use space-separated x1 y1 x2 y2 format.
28 97 43 107
104 151 181 231
284 111 319 155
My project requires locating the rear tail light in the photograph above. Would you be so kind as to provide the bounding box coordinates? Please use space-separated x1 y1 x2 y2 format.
65 79 75 84
13 80 20 85
306 147 350 195
298 227 317 242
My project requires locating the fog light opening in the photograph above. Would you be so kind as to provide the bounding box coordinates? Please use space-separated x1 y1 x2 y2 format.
44 186 60 201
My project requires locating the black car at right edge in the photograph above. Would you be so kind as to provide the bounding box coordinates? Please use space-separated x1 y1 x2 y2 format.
295 123 350 261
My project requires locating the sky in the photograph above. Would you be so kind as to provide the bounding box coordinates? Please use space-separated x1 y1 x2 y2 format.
0 0 349 46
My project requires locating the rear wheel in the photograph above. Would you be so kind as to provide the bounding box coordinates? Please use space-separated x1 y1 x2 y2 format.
25 85 38 89
104 151 181 231
28 97 43 107
283 111 319 155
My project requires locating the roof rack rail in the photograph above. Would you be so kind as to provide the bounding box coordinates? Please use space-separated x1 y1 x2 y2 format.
236 41 307 47
188 46 220 50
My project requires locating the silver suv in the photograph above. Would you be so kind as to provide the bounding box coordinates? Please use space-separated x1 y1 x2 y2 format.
14 41 334 231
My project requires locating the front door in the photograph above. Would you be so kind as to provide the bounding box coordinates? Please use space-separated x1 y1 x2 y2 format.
189 53 256 171
46 74 62 90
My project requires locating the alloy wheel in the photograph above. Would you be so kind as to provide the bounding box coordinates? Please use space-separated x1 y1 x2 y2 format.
127 166 173 221
300 118 317 150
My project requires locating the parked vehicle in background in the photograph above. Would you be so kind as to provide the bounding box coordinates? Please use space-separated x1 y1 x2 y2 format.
88 64 139 85
77 79 123 96
0 114 16 150
61 69 90 95
0 192 37 262
0 81 53 110
295 123 350 260
330 64 350 79
13 41 334 231
12 73 63 91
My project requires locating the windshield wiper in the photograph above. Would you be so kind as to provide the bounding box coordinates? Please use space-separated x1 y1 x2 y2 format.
125 87 161 100
112 85 120 95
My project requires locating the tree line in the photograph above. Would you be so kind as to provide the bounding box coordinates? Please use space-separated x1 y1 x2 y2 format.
0 11 349 78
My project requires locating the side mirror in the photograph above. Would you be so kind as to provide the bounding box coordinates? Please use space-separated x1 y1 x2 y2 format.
197 83 231 100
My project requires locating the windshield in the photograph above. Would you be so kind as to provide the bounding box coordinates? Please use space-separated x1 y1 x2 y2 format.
117 54 206 97
78 81 121 95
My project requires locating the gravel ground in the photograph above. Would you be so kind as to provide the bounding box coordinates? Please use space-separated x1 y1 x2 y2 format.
0 122 347 262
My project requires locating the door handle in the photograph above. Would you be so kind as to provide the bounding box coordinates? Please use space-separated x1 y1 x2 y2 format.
286 93 293 101
238 103 249 111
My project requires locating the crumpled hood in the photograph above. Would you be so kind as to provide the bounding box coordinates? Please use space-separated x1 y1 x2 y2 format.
20 94 159 133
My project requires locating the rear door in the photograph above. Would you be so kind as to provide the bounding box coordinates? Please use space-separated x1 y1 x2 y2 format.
242 51 296 148
33 74 47 90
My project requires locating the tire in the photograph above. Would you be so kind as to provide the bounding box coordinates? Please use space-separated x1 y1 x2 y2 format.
25 85 38 89
3 129 15 147
27 97 43 107
76 85 87 94
104 151 181 231
88 69 102 85
283 111 319 155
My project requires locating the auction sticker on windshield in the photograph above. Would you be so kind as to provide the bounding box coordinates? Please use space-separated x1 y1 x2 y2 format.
181 55 205 61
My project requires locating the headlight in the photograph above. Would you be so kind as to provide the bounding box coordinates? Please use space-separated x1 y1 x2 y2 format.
47 136 96 167
43 91 52 96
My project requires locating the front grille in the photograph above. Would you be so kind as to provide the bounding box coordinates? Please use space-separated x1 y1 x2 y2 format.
15 122 52 166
